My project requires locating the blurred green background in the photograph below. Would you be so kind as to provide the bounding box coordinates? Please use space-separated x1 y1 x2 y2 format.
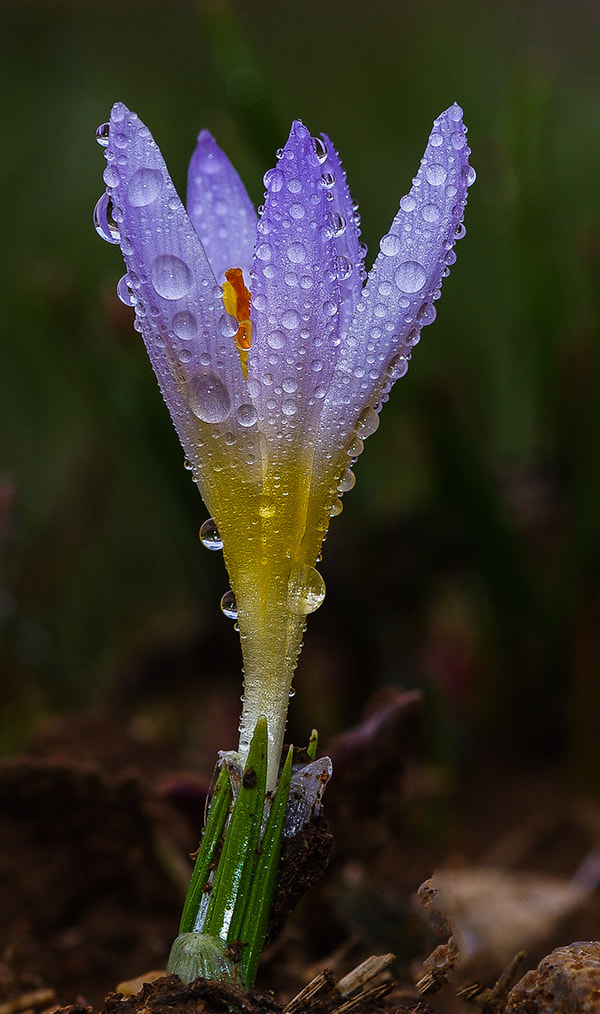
1 0 599 778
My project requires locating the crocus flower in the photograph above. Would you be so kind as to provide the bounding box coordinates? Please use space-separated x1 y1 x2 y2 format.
95 102 474 789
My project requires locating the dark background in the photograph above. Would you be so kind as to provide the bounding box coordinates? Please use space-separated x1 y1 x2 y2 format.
1 0 600 782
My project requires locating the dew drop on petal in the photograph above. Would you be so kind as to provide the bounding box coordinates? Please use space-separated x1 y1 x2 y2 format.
127 167 163 207
95 122 110 146
188 372 231 423
422 203 441 224
358 406 380 438
220 590 238 619
116 274 134 305
338 468 356 493
400 195 416 213
311 136 328 164
287 563 326 615
394 260 426 293
426 164 448 186
236 403 258 427
464 165 477 187
93 193 120 243
287 242 306 264
379 233 401 256
268 330 286 350
200 518 224 550
330 498 343 517
173 310 198 339
282 309 300 330
334 255 353 280
263 167 284 192
103 165 120 188
150 254 193 299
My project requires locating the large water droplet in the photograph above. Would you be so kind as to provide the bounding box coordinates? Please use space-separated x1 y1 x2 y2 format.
200 518 224 550
128 167 163 207
311 136 328 164
116 275 134 305
95 122 110 146
358 406 380 438
150 254 193 299
93 193 120 243
287 242 306 264
287 563 326 615
173 310 198 339
263 167 284 192
329 498 343 517
379 233 401 257
236 403 258 427
394 260 426 293
338 468 356 493
220 590 237 619
425 164 448 186
188 372 231 423
334 255 353 280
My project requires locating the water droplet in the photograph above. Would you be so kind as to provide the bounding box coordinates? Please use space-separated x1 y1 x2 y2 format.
426 164 447 186
236 403 258 427
263 167 284 192
329 212 346 237
288 687 296 698
422 203 441 224
379 233 401 256
463 164 477 187
188 372 231 423
394 260 426 293
103 165 120 188
150 254 193 299
430 132 443 148
282 398 297 416
267 330 286 350
311 136 328 164
220 590 238 619
200 518 224 550
320 172 335 189
451 131 466 151
334 255 353 280
329 498 343 517
347 436 364 458
358 406 380 438
173 310 198 339
417 302 436 325
449 103 463 122
95 122 110 146
282 309 299 330
93 193 120 243
400 195 416 212
338 468 356 493
116 274 134 305
289 202 305 220
287 242 306 264
256 242 272 261
455 222 466 240
127 167 163 207
287 563 326 615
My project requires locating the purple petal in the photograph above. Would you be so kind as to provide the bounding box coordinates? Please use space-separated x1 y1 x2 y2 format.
101 103 256 495
187 130 258 284
318 103 474 456
248 121 342 443
319 133 365 336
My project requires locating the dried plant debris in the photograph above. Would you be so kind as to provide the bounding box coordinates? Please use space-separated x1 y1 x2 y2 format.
416 876 600 1012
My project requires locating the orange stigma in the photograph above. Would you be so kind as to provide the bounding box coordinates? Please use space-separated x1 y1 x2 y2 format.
222 267 252 378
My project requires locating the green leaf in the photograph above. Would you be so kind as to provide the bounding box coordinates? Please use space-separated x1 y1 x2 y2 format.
241 743 293 986
178 761 233 935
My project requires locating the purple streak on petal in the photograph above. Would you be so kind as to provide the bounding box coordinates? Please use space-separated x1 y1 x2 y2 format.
319 133 365 336
318 103 474 459
101 103 256 493
248 120 341 442
187 130 258 284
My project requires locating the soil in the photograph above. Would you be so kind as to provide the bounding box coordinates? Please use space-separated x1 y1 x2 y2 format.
1 694 600 1014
